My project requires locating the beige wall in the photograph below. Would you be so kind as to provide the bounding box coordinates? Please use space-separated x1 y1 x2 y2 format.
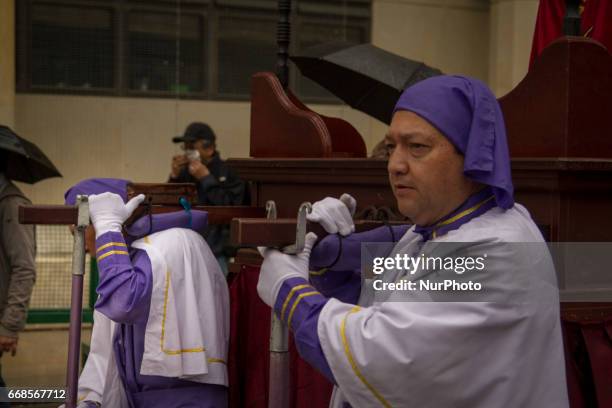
0 0 15 127
372 0 490 80
488 0 539 97
370 0 492 141
14 94 375 204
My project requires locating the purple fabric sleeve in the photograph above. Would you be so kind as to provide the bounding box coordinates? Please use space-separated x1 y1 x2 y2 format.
310 225 410 271
273 277 335 383
309 270 361 304
308 225 409 302
94 231 153 324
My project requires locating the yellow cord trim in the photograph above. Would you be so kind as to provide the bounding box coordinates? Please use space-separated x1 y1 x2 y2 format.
207 358 226 365
160 269 205 355
341 306 392 408
286 291 320 327
430 195 495 239
309 268 328 276
280 284 312 321
435 195 494 228
97 250 129 261
96 241 127 253
144 236 150 244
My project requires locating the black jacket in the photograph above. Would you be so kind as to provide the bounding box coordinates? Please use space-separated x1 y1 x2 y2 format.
169 152 249 256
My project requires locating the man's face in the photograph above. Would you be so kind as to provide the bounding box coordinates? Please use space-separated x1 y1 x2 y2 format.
183 140 215 162
386 110 478 226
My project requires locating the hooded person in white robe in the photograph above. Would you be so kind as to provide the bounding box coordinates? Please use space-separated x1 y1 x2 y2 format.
63 179 229 408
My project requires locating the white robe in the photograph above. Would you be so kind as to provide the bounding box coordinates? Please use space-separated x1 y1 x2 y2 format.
74 309 116 406
318 204 569 408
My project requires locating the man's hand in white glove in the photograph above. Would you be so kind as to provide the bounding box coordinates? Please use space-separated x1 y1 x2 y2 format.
88 192 145 238
307 193 356 236
257 232 318 307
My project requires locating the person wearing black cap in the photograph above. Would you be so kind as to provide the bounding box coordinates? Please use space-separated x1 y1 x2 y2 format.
169 122 249 274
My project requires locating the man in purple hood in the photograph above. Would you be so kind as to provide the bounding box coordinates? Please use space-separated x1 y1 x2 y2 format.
256 76 569 407
64 178 228 408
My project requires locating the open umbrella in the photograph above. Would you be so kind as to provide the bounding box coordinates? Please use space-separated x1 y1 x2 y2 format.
291 42 442 124
0 125 62 183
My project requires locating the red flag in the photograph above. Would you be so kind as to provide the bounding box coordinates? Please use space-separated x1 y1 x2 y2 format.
529 0 611 68
228 265 332 408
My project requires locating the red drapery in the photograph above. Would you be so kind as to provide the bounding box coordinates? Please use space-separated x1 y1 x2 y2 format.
228 264 333 408
530 0 612 68
562 318 612 407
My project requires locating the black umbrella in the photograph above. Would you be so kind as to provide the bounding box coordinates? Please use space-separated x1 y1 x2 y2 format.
0 125 62 183
291 42 442 124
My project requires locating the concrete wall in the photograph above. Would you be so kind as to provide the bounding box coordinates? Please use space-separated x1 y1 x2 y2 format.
14 94 374 204
372 0 490 80
370 0 491 143
489 0 539 97
0 0 15 127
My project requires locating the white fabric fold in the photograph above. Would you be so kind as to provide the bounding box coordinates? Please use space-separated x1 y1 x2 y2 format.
132 228 229 386
72 309 128 408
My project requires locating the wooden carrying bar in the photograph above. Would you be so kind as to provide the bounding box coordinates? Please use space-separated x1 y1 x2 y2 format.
19 182 266 226
19 205 266 226
231 218 405 247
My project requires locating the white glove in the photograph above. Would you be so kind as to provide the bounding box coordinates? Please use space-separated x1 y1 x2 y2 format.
88 192 145 238
257 232 318 307
307 193 356 236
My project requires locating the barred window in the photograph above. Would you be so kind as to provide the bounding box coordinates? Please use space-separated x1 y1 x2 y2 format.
29 4 114 90
16 0 371 102
127 11 205 94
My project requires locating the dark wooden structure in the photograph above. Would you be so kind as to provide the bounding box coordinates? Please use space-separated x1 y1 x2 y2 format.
228 37 612 407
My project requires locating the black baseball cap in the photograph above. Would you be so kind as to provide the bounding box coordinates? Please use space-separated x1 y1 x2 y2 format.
172 122 216 145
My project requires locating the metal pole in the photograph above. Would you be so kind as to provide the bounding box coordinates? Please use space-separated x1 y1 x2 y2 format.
268 202 312 408
65 195 89 408
276 0 292 89
268 313 289 408
266 201 290 408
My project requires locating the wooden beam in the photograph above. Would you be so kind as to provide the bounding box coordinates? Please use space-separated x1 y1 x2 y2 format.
231 218 406 247
19 205 266 225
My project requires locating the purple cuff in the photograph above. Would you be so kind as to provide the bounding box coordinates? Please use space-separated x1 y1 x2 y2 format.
94 231 153 324
95 231 131 268
273 277 335 383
